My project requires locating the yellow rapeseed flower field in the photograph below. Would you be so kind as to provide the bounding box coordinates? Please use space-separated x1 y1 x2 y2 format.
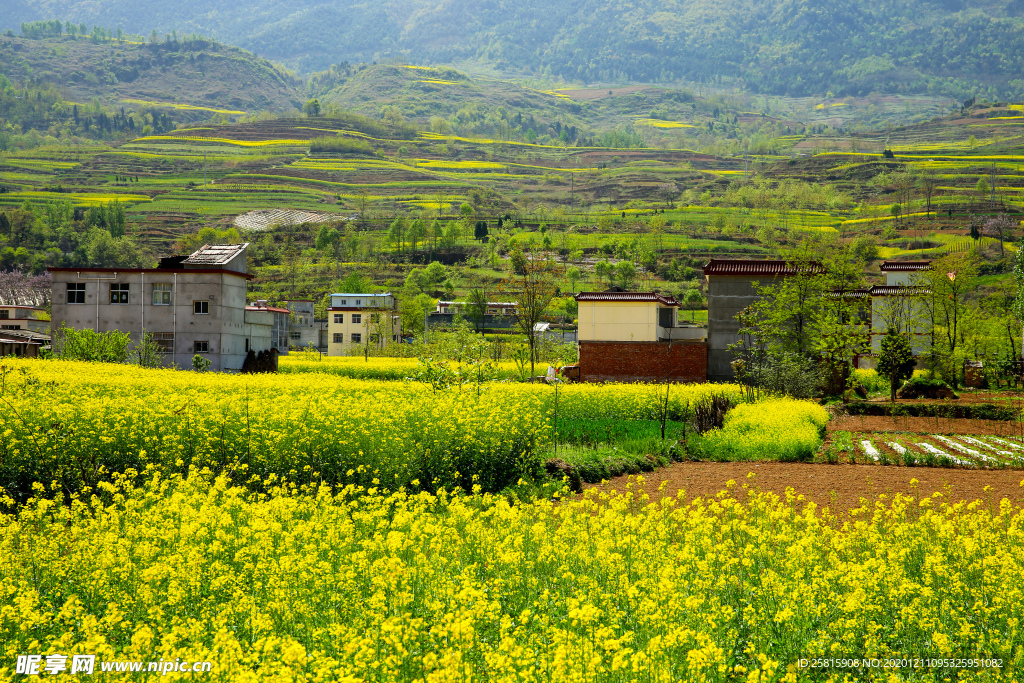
0 359 745 501
692 398 830 462
1 472 1021 682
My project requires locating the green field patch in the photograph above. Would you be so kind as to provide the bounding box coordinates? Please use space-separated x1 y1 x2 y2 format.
135 135 310 148
121 99 246 115
633 118 696 129
415 159 506 170
1 191 152 205
231 173 456 190
2 158 80 170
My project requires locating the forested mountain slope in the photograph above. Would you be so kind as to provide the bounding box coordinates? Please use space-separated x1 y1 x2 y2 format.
0 35 303 113
8 0 1024 99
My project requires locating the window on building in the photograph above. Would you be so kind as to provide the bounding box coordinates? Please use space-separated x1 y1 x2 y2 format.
152 283 173 305
109 283 129 304
194 340 209 354
351 333 361 344
333 313 343 324
152 332 174 354
1 324 20 330
356 299 362 306
351 314 361 324
193 300 209 315
290 330 301 340
369 313 380 323
67 283 86 305
0 310 8 319
245 339 249 353
333 333 343 343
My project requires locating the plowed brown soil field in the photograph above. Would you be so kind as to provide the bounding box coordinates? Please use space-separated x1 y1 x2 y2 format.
589 462 1024 517
828 414 1024 436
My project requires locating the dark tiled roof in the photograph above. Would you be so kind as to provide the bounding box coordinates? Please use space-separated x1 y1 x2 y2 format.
702 259 825 276
870 285 931 296
184 243 249 266
575 291 679 306
826 289 872 299
879 260 931 272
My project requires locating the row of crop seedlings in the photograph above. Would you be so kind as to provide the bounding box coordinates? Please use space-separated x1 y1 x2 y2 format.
849 433 1024 468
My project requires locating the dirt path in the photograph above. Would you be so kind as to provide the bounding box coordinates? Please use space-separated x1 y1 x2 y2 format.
588 461 1024 515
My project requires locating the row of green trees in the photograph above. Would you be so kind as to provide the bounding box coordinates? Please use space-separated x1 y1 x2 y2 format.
732 243 1021 398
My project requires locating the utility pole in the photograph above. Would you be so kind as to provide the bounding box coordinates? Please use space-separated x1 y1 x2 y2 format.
203 153 207 187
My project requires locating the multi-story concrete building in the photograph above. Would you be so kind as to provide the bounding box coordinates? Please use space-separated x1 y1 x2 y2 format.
703 258 932 378
48 243 274 372
427 299 518 332
703 259 824 381
284 299 328 352
326 292 400 356
246 301 290 355
0 305 49 334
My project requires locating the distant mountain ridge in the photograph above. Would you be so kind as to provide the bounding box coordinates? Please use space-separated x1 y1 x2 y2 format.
8 1 1024 99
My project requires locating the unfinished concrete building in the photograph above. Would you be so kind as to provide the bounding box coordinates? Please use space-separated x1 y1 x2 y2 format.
49 243 274 372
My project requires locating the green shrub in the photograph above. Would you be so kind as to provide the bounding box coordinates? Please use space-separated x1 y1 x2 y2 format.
52 323 131 363
852 368 889 394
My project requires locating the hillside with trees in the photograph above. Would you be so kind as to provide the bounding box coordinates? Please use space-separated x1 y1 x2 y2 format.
7 1 1024 100
0 30 302 115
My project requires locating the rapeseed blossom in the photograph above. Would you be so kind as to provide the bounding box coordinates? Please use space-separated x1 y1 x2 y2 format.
0 472 1021 681
0 359 744 501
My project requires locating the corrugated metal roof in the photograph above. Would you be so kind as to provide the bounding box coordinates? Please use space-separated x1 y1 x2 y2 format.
870 285 931 296
702 259 825 276
0 329 49 342
246 304 290 314
879 260 931 271
575 291 679 306
184 243 249 266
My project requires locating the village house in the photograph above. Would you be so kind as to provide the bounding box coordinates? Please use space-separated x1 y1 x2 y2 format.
0 329 48 357
48 243 275 372
327 292 400 356
703 258 932 379
0 305 49 334
703 259 824 382
574 288 706 383
864 260 932 365
428 299 518 331
245 301 291 355
284 299 328 352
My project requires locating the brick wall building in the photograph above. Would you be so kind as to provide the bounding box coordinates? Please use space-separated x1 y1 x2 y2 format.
577 340 707 383
574 289 707 383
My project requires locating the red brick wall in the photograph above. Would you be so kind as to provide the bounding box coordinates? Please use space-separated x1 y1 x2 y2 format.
578 341 707 383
